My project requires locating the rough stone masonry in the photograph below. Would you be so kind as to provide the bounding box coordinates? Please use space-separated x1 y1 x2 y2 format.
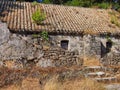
0 21 83 68
1 21 120 68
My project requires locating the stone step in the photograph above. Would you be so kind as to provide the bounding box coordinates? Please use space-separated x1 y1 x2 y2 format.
105 84 120 90
85 71 105 78
94 77 117 83
84 66 103 72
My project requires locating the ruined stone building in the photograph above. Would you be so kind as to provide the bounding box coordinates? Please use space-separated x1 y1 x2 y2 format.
0 0 120 67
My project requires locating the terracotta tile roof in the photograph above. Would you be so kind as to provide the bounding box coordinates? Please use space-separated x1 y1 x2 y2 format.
0 0 120 35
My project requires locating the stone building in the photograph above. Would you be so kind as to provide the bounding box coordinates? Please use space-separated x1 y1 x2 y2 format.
0 0 120 67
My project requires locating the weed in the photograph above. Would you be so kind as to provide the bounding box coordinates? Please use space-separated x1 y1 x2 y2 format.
111 15 120 27
32 9 46 25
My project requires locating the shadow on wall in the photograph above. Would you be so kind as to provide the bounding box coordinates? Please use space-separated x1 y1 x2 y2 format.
101 42 107 58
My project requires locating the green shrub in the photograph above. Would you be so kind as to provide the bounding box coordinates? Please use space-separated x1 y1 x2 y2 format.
97 2 111 9
111 15 120 27
32 9 46 25
41 31 49 41
80 0 93 7
68 0 80 6
32 31 48 41
43 0 51 4
32 1 38 6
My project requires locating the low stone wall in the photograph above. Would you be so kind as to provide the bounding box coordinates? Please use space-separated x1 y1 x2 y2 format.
101 52 120 66
37 47 83 67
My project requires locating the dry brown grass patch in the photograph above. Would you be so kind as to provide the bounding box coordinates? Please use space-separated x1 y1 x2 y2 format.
44 76 62 90
63 78 106 90
44 76 106 90
84 57 101 66
21 77 41 90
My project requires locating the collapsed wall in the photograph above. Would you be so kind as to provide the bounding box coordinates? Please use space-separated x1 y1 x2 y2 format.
0 21 83 68
100 36 120 66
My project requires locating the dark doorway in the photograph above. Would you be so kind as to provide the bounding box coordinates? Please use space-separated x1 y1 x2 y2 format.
106 40 112 52
61 40 69 50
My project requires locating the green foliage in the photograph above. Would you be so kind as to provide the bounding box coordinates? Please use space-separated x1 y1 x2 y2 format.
111 15 120 27
32 9 46 25
32 1 38 6
97 2 111 9
41 31 49 41
68 0 80 6
51 0 120 11
114 3 120 12
106 35 112 42
43 0 51 4
32 31 49 41
65 0 93 7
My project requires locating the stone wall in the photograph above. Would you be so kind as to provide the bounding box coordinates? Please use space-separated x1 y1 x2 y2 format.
50 35 101 60
83 35 101 59
0 21 83 68
2 21 120 66
100 36 120 66
37 47 83 67
50 35 84 57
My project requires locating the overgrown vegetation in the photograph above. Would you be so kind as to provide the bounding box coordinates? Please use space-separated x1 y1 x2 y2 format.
109 11 120 27
97 2 111 9
16 0 120 11
43 0 51 4
111 15 120 27
41 0 120 10
41 31 49 41
0 65 105 90
32 9 46 25
32 1 38 6
32 31 49 41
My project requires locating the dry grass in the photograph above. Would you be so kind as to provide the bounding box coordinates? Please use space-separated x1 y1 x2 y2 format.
0 65 106 90
63 78 106 90
0 77 41 90
0 68 105 90
21 77 41 90
84 57 101 66
4 60 15 68
44 76 62 90
0 84 21 90
44 77 106 90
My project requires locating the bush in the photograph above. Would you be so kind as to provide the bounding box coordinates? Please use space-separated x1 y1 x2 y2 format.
66 0 80 6
32 31 48 41
32 9 46 25
32 1 38 7
65 0 93 7
43 0 51 4
41 31 49 41
111 15 120 27
97 2 111 9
